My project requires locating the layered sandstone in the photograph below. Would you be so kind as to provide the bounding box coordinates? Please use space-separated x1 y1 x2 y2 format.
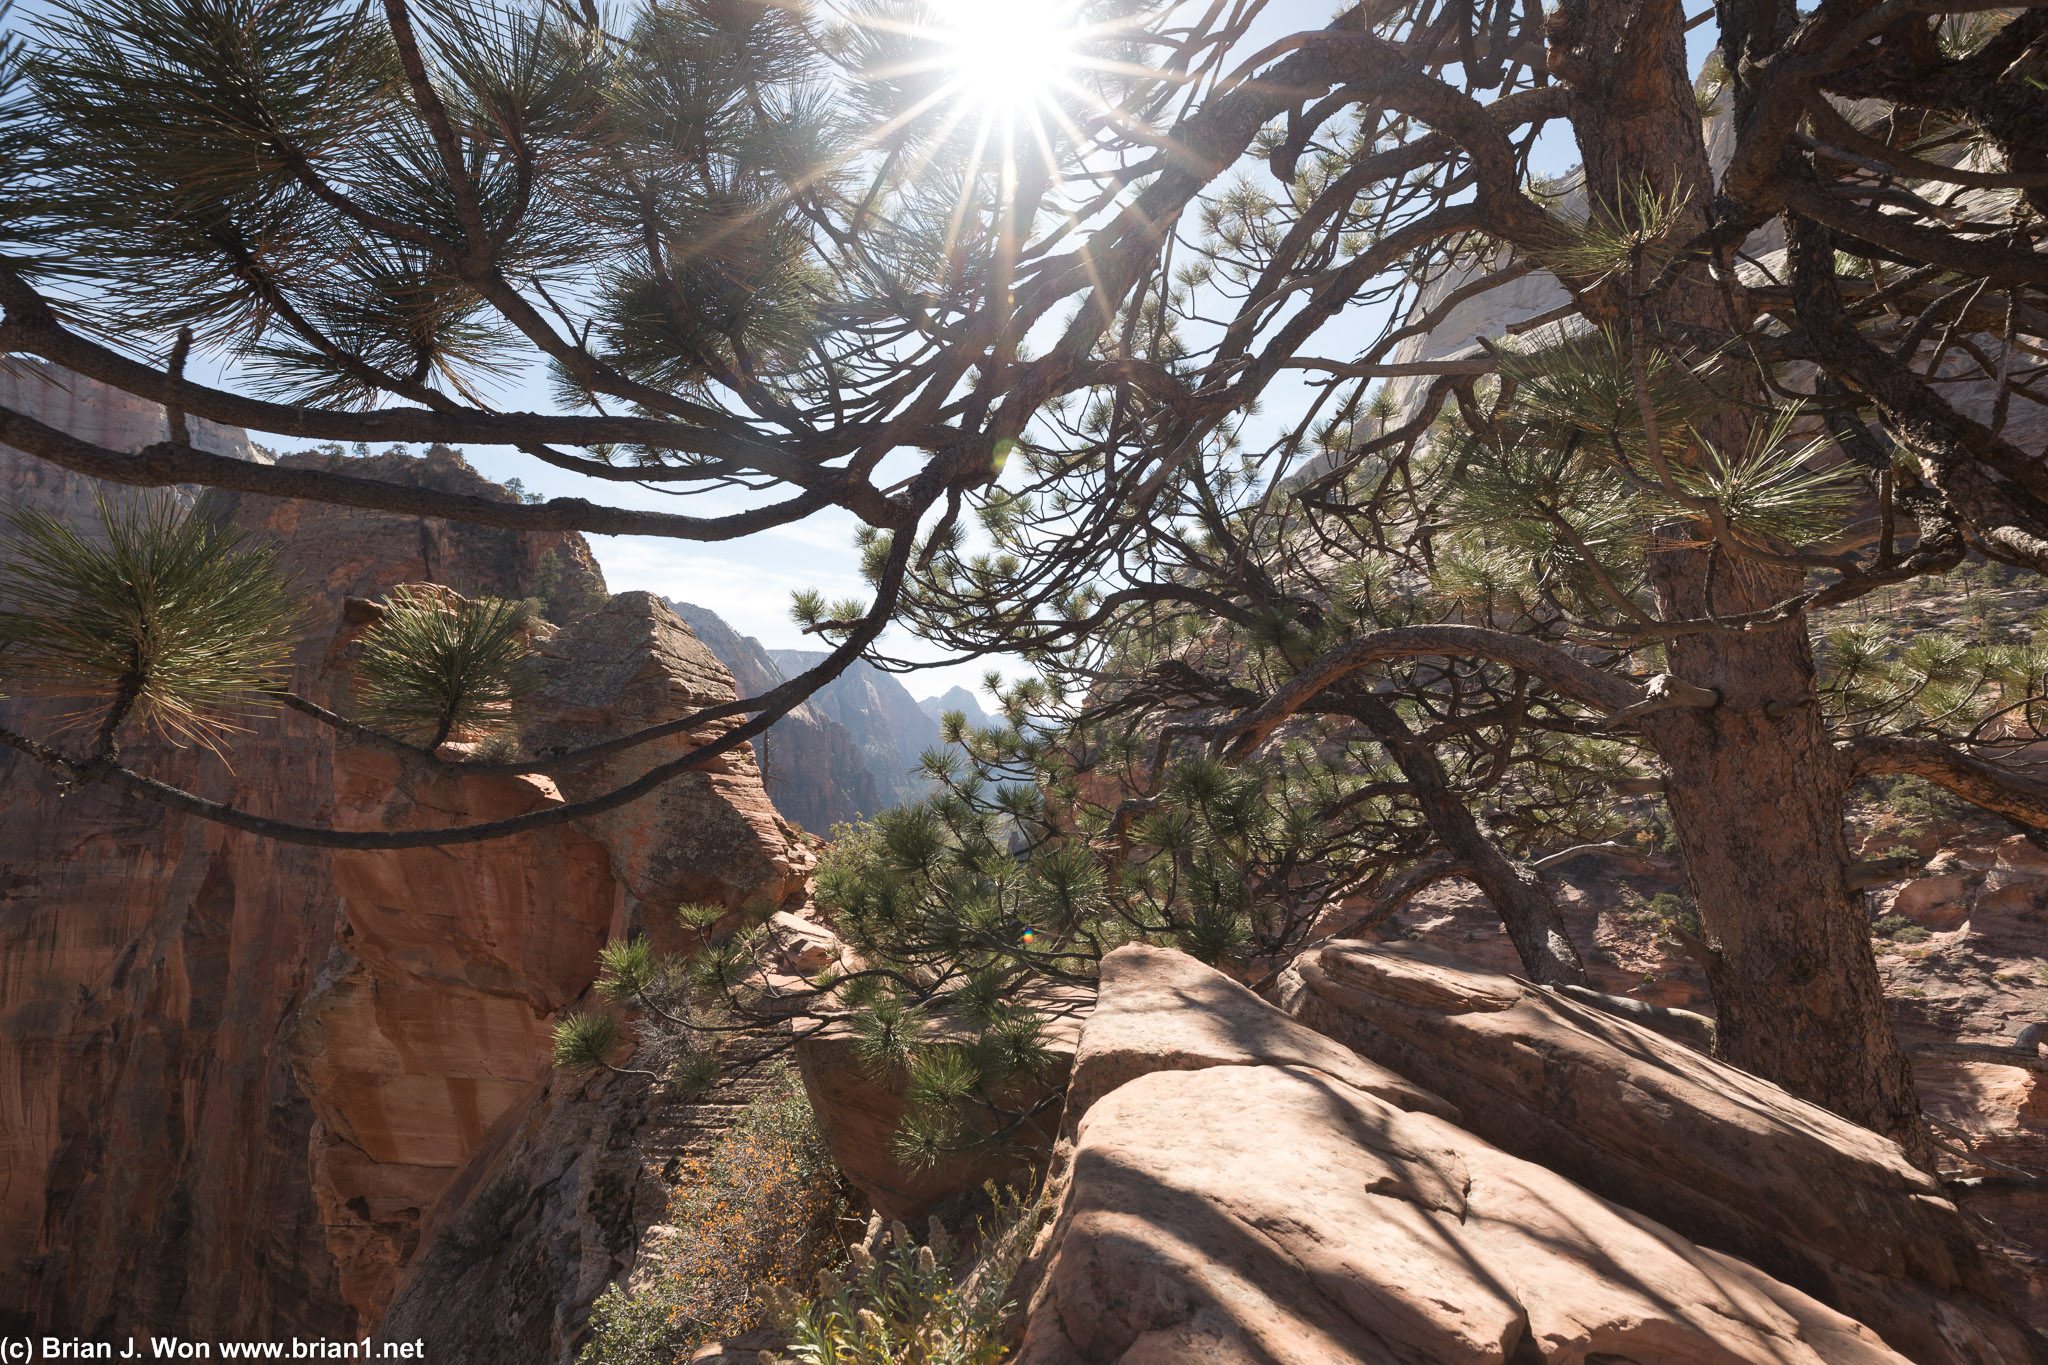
666 599 877 834
0 358 269 522
1276 941 2040 1365
1016 945 1943 1365
1363 791 2048 1321
0 416 803 1349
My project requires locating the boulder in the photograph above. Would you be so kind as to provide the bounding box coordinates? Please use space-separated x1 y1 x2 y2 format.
1891 874 1973 930
794 984 1092 1220
524 593 813 949
1991 836 2048 880
1061 942 1456 1125
1276 941 2039 1365
763 911 846 977
1017 945 1912 1365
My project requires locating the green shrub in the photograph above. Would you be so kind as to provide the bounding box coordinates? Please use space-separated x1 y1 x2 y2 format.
767 1189 1046 1365
1618 886 1700 944
579 1067 845 1365
1870 913 1932 944
554 932 732 1090
1850 774 1978 828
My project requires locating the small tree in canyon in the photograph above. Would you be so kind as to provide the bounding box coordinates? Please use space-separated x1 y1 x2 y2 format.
4 0 2048 1147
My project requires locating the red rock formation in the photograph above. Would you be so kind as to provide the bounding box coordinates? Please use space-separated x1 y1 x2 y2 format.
666 599 878 835
243 445 607 611
1276 940 2039 1365
0 358 267 527
1018 946 1937 1365
793 982 1089 1220
290 749 620 1321
0 700 350 1339
524 595 812 954
0 434 805 1345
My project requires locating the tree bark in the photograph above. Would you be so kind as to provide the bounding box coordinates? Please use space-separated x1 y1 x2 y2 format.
1640 664 1918 1146
1554 0 1922 1144
1352 697 1589 985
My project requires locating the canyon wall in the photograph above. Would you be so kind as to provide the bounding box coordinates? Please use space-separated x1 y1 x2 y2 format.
0 395 808 1347
770 647 941 809
665 599 877 834
918 685 992 729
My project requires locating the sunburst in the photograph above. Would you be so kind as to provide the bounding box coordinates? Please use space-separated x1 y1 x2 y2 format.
926 0 1085 120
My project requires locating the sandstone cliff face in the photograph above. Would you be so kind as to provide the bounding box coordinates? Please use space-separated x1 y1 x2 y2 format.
252 445 608 612
0 690 350 1339
770 648 940 809
0 413 805 1347
665 599 877 833
0 359 270 522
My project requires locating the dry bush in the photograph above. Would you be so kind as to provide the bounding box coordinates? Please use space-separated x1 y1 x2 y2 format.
580 1065 845 1365
768 1188 1048 1365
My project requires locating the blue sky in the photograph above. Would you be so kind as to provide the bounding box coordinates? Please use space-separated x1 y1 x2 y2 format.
1 1 1718 700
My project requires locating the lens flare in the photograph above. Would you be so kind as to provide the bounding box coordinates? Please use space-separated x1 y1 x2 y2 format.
928 0 1080 118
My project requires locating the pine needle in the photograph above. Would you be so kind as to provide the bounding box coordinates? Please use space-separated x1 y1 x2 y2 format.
354 585 540 746
0 491 303 751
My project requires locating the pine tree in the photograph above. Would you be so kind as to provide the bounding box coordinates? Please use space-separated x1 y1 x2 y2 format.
3 0 2047 1148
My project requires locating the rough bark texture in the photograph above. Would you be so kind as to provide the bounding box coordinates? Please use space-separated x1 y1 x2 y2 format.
1644 688 1921 1145
1549 0 1920 1141
1353 696 1588 984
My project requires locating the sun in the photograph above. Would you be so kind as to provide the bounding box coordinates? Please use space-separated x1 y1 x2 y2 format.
926 0 1083 119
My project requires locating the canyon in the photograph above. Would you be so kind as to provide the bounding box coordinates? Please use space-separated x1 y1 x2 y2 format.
2 364 2045 1361
662 600 973 834
0 366 807 1350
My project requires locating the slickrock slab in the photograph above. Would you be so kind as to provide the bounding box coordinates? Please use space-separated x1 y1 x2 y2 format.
1022 1064 1905 1365
1276 940 2041 1365
1062 942 1455 1125
1018 945 1915 1365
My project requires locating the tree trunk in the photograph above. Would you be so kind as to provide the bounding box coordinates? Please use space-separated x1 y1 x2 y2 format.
1551 0 1922 1145
1643 613 1920 1146
1354 697 1588 985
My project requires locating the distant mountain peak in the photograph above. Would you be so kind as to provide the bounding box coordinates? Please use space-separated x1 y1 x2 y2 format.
663 599 878 831
918 685 992 729
766 649 942 810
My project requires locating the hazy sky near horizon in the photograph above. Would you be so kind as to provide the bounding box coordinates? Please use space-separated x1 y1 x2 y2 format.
0 1 1714 701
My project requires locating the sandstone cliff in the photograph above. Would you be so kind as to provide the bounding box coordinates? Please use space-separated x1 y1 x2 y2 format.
0 358 270 512
1006 944 2039 1365
770 648 940 809
0 406 806 1349
665 599 877 833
